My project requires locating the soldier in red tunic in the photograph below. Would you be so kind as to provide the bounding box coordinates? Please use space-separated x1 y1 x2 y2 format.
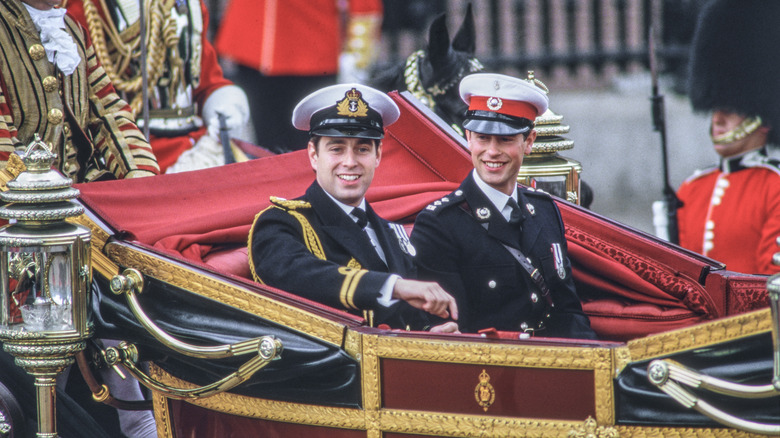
215 0 383 154
677 0 780 275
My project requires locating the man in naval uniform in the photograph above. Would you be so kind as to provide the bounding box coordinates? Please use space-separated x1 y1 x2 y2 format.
676 0 780 275
249 84 459 332
411 73 596 338
0 0 159 184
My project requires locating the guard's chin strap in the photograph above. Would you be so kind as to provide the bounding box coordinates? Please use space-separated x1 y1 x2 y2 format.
711 116 763 145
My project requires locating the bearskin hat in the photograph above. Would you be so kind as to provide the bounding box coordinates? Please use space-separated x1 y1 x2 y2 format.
688 0 780 144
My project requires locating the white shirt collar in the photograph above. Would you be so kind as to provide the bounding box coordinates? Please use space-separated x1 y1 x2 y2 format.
23 4 80 76
322 189 367 217
472 169 518 216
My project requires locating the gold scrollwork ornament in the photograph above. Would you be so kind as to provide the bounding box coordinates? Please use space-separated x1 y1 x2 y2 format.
567 416 619 437
474 369 495 412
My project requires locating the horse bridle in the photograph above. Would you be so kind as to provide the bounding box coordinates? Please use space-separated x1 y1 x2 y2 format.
403 49 484 111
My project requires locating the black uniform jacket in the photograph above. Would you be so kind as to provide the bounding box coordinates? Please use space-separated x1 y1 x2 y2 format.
249 181 427 329
411 173 596 338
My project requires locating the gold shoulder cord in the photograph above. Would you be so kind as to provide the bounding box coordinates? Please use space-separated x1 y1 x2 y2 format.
248 200 365 311
247 200 328 283
80 0 179 115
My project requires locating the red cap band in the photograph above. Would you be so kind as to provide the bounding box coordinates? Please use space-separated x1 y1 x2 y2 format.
468 96 538 120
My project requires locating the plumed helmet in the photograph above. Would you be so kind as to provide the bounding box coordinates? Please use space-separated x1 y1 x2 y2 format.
688 0 780 144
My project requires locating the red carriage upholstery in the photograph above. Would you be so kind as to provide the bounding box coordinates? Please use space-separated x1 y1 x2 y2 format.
75 92 767 342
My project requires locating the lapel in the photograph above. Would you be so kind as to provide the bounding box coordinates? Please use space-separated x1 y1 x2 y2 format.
461 175 521 249
365 203 409 273
517 189 542 253
305 182 388 271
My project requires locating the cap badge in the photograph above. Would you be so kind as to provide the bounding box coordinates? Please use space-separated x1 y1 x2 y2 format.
486 97 503 111
336 88 369 118
476 207 491 220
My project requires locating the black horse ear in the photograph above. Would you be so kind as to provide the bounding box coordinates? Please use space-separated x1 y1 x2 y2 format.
427 12 451 67
451 3 476 54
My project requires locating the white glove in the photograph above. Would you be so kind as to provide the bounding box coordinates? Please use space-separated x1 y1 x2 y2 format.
202 85 250 140
166 134 224 174
338 52 368 84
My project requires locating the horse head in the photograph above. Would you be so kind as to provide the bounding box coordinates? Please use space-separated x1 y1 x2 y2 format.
372 4 483 136
406 4 483 135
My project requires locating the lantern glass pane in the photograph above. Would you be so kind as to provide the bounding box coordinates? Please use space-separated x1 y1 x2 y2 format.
5 245 73 331
531 175 567 199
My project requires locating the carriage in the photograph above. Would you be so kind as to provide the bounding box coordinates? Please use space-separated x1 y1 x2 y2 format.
0 91 777 437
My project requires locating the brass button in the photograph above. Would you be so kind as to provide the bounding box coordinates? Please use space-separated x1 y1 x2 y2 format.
47 108 63 125
29 44 45 60
42 76 58 92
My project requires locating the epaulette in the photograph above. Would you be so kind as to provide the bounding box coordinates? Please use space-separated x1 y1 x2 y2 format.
422 189 466 214
270 196 311 210
750 155 780 177
682 166 718 184
519 185 551 199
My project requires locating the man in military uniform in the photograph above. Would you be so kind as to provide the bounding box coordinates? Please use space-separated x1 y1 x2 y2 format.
0 0 159 184
66 0 250 173
677 0 780 275
249 84 458 331
411 73 595 338
0 1 160 437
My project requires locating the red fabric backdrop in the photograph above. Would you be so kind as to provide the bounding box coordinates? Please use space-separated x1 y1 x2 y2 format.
74 92 763 341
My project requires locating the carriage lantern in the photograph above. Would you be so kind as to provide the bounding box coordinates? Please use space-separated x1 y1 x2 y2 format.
0 136 92 437
516 72 583 205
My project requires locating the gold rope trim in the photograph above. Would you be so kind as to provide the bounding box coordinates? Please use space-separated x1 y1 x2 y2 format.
287 209 327 260
247 206 273 284
82 0 179 115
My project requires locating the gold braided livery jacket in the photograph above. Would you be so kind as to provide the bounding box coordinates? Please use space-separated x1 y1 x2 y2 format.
0 0 159 182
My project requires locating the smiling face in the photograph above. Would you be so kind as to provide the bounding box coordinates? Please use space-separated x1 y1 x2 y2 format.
22 0 63 10
467 130 536 195
308 136 382 207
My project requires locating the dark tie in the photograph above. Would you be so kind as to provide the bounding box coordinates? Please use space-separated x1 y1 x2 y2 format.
352 207 388 266
351 207 369 229
507 198 522 225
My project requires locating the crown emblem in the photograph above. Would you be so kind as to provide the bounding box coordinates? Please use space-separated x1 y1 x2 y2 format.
474 369 496 412
336 88 369 118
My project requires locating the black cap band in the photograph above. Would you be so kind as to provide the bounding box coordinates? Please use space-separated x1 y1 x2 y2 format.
309 108 385 139
463 110 534 136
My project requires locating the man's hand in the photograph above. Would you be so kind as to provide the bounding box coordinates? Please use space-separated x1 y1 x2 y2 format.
392 279 458 320
429 321 460 333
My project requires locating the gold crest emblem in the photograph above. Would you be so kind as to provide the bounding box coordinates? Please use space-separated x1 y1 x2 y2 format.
336 88 369 118
474 369 496 412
